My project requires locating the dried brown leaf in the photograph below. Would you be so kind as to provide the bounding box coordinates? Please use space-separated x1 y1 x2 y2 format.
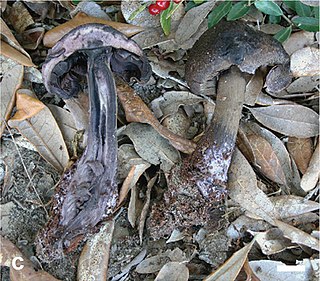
204 239 256 281
5 1 34 33
78 220 114 281
21 27 45 50
8 90 69 172
283 30 315 55
0 40 35 66
0 55 23 135
228 149 279 223
274 219 320 251
291 47 320 77
286 76 319 94
43 12 144 47
175 0 216 45
0 236 60 281
155 262 189 281
117 82 196 154
249 104 319 138
300 142 320 192
244 70 264 106
287 137 313 174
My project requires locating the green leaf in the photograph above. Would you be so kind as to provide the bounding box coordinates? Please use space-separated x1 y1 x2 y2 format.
129 3 147 21
160 2 174 36
295 1 312 17
292 16 320 31
283 0 297 11
254 0 283 16
227 1 250 21
311 6 319 19
274 26 292 43
193 0 206 4
208 0 232 28
269 15 281 23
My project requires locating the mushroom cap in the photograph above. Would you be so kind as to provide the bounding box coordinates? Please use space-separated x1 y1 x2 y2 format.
42 23 151 99
185 21 291 95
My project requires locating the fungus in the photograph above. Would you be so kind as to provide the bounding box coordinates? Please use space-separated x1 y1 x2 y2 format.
36 23 151 260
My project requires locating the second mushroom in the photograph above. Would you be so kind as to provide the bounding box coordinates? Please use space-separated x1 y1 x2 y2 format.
36 23 151 261
149 20 292 238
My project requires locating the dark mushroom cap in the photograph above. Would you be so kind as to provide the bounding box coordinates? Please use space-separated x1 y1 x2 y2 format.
42 23 151 99
185 21 291 94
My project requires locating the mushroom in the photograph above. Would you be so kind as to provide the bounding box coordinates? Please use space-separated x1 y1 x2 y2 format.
183 20 292 200
148 20 291 238
36 23 151 261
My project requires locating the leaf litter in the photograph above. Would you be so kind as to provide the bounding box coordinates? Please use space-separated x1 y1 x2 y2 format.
1 1 319 281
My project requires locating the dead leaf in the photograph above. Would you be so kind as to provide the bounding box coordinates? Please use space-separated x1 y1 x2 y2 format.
260 24 284 35
300 0 319 5
300 142 320 192
78 220 114 281
10 92 45 121
204 238 256 281
175 0 216 45
250 259 319 280
241 123 287 185
244 70 264 106
70 1 111 20
271 195 320 219
21 27 45 50
228 148 279 224
249 104 319 138
286 76 319 94
291 47 320 77
283 30 315 55
0 236 60 281
117 82 196 154
0 40 35 66
8 90 69 172
5 1 34 33
287 137 313 174
155 262 189 281
274 219 320 251
0 55 23 135
43 12 144 47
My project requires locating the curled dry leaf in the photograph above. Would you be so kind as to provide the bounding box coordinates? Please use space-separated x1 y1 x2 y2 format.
8 90 69 172
291 47 320 77
78 220 114 281
287 137 313 174
228 148 279 224
43 12 144 47
283 30 315 55
175 0 216 45
0 55 23 135
274 219 320 251
117 81 196 154
155 262 189 281
300 142 320 192
0 236 60 281
0 41 34 66
21 27 45 50
204 238 256 281
249 104 319 138
5 1 34 33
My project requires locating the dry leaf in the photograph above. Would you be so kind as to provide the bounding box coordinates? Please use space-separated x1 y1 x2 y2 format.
291 47 320 77
228 148 279 224
260 24 284 35
249 104 319 138
204 238 256 281
286 76 319 94
287 137 313 174
175 0 216 45
155 262 189 281
78 220 114 281
244 70 264 106
283 30 315 55
43 12 144 47
0 236 60 281
8 90 69 172
300 142 320 192
250 259 319 281
0 55 23 135
0 40 35 66
271 195 320 219
117 82 196 154
5 1 34 33
274 219 320 251
70 1 111 20
0 17 33 60
21 27 45 50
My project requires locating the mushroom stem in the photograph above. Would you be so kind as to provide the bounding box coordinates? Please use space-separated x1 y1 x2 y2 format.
185 66 246 199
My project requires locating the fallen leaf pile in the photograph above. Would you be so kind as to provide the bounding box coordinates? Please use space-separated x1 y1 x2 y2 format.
0 1 319 281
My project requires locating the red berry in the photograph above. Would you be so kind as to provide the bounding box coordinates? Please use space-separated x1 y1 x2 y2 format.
173 0 181 3
156 0 170 10
148 3 161 15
